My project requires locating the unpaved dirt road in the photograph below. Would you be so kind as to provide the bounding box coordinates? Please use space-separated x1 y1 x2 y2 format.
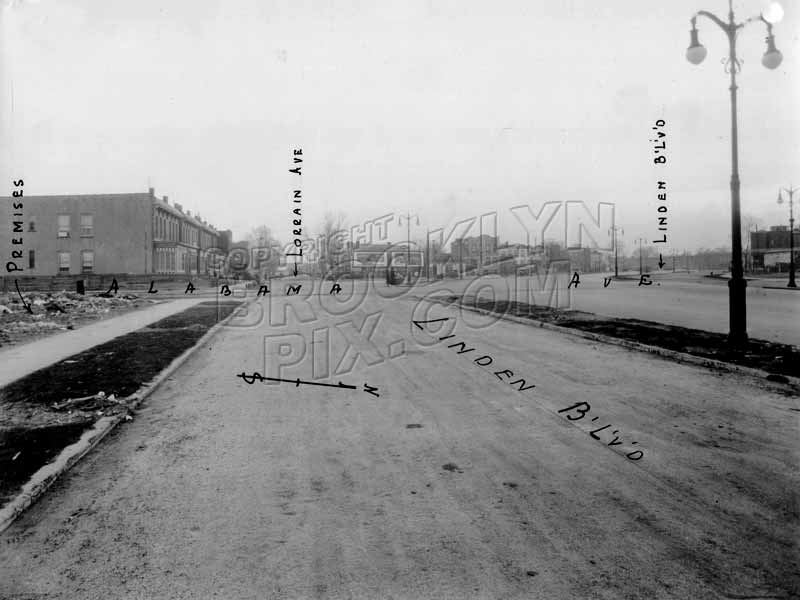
1 281 798 599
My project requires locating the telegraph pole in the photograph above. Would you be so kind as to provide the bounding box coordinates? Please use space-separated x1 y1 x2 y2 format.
637 238 646 277
609 225 624 277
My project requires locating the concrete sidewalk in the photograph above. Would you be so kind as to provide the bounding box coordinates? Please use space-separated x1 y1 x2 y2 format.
0 298 206 388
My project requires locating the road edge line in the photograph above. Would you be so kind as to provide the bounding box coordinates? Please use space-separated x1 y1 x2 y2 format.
0 296 253 535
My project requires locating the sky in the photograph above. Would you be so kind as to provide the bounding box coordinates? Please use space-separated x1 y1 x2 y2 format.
1 0 798 253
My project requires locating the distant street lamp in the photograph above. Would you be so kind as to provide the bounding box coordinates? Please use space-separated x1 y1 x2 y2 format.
609 225 624 277
686 0 783 343
398 211 420 284
777 186 797 287
637 237 646 277
426 228 431 281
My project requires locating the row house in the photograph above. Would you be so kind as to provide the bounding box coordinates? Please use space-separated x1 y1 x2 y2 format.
1 188 230 277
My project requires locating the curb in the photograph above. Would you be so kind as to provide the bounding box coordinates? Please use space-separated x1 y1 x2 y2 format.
427 298 800 386
0 297 251 535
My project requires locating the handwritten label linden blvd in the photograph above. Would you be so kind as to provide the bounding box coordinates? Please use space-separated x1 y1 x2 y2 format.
413 316 644 461
652 119 668 245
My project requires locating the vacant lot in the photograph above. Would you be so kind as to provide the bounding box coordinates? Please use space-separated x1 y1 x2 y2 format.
0 301 242 506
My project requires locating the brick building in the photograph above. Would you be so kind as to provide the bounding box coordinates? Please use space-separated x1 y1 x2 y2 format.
450 235 498 270
1 188 230 277
750 225 800 271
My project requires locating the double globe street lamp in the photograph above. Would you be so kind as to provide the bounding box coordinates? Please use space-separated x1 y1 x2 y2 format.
686 0 784 344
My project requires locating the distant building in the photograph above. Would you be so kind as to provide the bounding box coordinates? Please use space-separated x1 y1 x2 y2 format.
451 235 498 265
750 225 800 271
567 247 610 273
346 243 424 278
1 188 230 277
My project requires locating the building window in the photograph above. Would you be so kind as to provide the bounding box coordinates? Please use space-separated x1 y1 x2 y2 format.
28 250 35 269
28 217 36 232
58 215 70 238
58 252 70 272
81 250 94 273
80 214 93 237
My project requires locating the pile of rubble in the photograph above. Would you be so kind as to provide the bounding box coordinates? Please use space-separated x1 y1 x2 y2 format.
0 291 151 347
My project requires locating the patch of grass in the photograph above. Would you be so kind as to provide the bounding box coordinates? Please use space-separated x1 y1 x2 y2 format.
0 422 91 505
0 300 242 508
0 329 209 406
146 301 241 329
446 295 800 379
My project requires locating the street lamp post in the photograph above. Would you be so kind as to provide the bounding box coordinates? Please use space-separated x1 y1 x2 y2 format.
686 0 783 343
609 225 624 277
777 186 797 287
398 211 420 284
637 238 646 277
426 228 430 281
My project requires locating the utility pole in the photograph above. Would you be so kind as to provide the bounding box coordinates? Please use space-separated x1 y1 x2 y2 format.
637 238 646 277
398 211 420 284
777 186 797 288
609 225 624 277
479 219 483 275
426 229 430 281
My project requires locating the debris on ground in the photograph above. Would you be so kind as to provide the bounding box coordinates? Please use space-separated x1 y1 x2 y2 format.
0 300 243 507
51 391 124 412
0 290 160 348
44 301 65 313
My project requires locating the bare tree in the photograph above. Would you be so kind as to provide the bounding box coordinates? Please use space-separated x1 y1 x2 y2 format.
247 225 282 279
741 214 764 241
741 213 764 271
318 211 348 275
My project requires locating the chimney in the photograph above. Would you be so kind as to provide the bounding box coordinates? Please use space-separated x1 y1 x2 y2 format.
163 196 169 205
175 203 183 212
149 187 155 197
187 210 192 217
